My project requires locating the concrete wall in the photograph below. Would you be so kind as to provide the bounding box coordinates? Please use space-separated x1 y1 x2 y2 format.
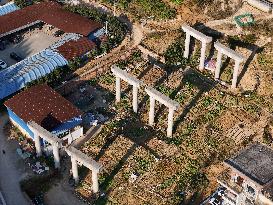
62 127 83 144
247 0 272 12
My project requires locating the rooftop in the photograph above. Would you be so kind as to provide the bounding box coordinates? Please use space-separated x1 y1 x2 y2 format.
0 1 102 37
225 143 273 186
4 84 83 131
56 37 97 60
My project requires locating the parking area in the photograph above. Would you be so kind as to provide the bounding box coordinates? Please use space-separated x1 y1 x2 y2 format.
0 27 61 67
0 0 9 6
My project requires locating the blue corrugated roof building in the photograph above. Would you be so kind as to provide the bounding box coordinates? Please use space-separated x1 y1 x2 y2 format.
0 2 19 16
0 49 68 100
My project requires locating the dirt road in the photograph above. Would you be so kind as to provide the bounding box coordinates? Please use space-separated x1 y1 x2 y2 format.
0 113 30 205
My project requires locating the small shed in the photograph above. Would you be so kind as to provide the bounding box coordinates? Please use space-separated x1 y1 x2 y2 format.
4 84 83 140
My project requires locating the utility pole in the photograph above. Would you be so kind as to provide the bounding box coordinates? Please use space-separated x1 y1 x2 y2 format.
105 21 108 35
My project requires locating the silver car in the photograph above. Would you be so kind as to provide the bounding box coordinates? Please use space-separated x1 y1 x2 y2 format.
0 59 7 69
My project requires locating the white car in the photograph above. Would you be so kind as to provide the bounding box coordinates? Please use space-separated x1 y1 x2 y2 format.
209 198 221 205
0 59 7 69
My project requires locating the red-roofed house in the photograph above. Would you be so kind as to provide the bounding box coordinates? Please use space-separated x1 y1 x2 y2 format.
5 84 84 144
0 1 102 38
56 37 97 60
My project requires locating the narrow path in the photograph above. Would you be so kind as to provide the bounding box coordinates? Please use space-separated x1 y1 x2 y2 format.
0 113 30 205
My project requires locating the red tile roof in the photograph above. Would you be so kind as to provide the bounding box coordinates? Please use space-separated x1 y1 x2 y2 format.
0 1 102 36
56 37 96 60
5 84 83 131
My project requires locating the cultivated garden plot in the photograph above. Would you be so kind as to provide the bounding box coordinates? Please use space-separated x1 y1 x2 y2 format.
69 48 273 204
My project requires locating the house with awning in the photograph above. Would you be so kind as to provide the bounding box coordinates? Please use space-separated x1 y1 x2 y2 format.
4 84 84 145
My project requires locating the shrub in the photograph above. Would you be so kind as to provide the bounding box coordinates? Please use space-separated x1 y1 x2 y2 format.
14 0 38 8
65 5 128 51
263 125 273 145
25 57 84 88
103 0 176 20
164 36 187 67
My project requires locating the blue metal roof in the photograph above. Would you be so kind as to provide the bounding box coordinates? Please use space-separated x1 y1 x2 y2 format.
0 49 68 99
0 2 19 16
88 28 105 40
51 117 82 135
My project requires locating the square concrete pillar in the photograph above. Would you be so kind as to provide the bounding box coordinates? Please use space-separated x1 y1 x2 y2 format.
34 133 42 157
167 108 175 137
215 51 223 80
52 144 60 169
149 97 155 125
132 85 138 113
231 60 240 89
116 76 121 103
184 33 191 58
199 41 207 71
92 171 99 193
71 157 79 184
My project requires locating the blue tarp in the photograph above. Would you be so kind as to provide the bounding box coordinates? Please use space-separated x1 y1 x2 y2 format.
0 49 68 100
0 2 19 16
88 28 106 40
51 117 82 135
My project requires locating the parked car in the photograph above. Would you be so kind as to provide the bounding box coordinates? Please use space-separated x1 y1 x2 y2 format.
10 52 23 62
54 30 65 37
9 35 23 44
0 59 7 70
0 41 6 50
209 197 221 205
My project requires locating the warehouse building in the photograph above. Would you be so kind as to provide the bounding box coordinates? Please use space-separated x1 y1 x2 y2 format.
0 1 104 100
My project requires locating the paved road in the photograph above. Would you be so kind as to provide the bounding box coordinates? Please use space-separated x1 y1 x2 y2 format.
0 113 30 205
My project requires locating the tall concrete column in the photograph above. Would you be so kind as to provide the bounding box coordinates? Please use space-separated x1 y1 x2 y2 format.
199 41 207 71
52 144 60 169
232 60 240 89
215 51 223 80
116 76 121 102
149 97 155 125
92 171 99 193
71 157 79 184
184 33 191 58
167 108 175 137
34 133 42 157
132 85 138 113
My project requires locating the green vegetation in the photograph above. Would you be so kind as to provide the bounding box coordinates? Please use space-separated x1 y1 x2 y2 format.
228 34 257 45
116 50 143 69
192 0 214 6
263 125 273 145
65 5 128 52
103 0 176 20
14 0 41 8
163 33 201 71
164 36 187 67
170 0 184 4
258 52 273 69
98 73 115 85
25 56 93 88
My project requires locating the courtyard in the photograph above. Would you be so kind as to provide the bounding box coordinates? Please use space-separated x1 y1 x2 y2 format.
0 26 61 67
